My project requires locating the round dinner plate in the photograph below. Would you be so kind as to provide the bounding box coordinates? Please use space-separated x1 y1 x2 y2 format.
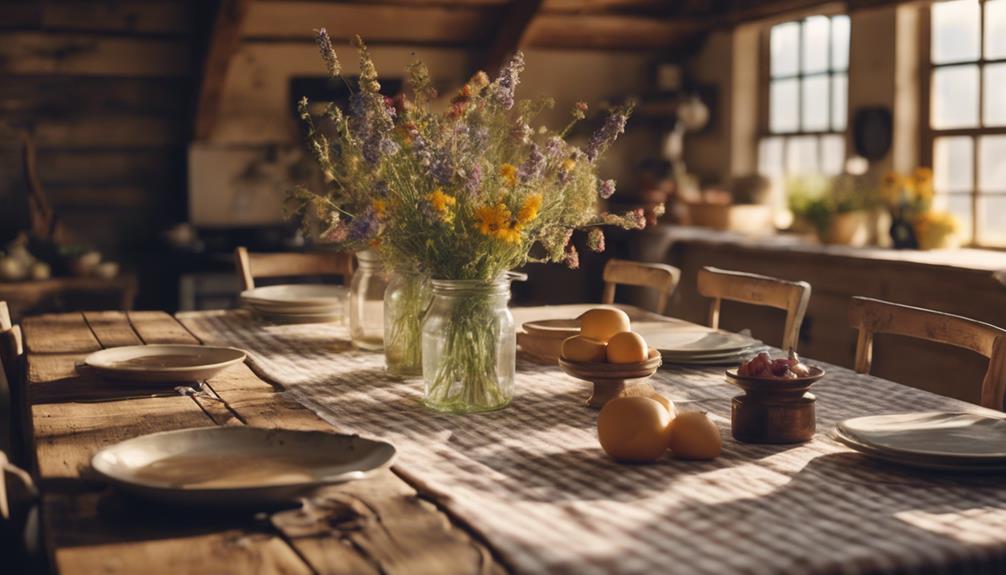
832 427 1006 473
91 426 396 506
837 412 1006 461
84 345 246 383
240 284 348 307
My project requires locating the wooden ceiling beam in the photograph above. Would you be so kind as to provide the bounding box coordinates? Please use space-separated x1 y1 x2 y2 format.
484 0 545 76
194 0 253 142
524 13 708 51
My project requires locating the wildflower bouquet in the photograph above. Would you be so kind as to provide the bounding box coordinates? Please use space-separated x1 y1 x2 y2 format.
289 31 651 412
882 168 958 249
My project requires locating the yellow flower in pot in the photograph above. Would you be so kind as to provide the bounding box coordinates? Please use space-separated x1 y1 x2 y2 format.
914 210 959 250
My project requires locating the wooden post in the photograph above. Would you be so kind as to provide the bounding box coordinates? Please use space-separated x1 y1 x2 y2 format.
193 0 252 142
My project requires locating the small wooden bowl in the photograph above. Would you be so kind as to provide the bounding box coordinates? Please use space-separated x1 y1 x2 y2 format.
725 366 825 444
558 348 662 409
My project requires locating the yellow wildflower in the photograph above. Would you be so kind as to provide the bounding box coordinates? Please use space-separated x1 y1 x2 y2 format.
496 225 522 244
516 193 543 225
562 159 576 173
475 203 511 236
500 163 518 187
372 199 387 217
427 188 457 223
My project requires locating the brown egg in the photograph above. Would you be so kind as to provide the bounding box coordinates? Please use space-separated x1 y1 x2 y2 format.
597 396 673 463
561 335 607 363
579 308 631 342
668 411 722 460
605 331 648 364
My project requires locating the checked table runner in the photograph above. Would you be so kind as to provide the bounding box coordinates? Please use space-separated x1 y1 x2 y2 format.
179 309 1006 574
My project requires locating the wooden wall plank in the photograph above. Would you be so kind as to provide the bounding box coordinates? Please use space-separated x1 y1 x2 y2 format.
524 13 706 50
37 1 194 35
243 1 500 44
34 149 182 186
0 76 188 117
2 116 184 149
0 32 190 77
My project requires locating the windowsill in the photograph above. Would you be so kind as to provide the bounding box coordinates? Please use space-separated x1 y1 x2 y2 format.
643 225 1006 274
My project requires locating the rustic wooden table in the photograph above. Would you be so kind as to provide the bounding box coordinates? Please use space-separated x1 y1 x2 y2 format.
22 307 1006 574
25 310 502 574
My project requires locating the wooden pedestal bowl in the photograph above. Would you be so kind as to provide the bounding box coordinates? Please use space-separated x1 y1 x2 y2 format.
558 348 662 409
725 366 826 444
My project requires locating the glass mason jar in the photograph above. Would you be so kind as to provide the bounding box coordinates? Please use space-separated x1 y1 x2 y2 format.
421 277 516 413
383 269 431 377
349 249 388 351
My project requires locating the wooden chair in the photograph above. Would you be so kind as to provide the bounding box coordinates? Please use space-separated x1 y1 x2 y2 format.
234 247 355 291
601 259 681 315
849 296 1006 410
0 302 27 466
697 266 811 352
1 450 39 573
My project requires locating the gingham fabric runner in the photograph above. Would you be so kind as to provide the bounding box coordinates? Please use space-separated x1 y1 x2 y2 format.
180 310 1006 574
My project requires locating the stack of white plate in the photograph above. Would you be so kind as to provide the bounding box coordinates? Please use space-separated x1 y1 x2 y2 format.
633 323 766 365
834 412 1006 472
240 284 348 324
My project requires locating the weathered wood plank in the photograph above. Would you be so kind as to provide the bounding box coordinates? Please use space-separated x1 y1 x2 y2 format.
44 481 313 575
0 32 190 77
37 1 194 35
23 313 100 354
194 0 254 141
128 311 201 345
0 76 189 117
1 115 185 149
36 149 182 187
83 311 144 348
524 13 705 50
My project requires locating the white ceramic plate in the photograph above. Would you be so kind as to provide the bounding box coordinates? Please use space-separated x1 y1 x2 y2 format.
253 311 345 325
833 428 1006 473
837 412 1006 461
633 323 762 354
92 427 396 506
241 284 348 307
84 345 246 383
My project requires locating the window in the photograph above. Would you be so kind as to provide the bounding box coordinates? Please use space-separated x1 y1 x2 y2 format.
926 0 1006 246
758 15 850 180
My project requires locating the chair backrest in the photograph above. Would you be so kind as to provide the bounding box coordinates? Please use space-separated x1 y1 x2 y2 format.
234 247 355 291
0 301 11 332
849 296 1006 410
601 259 681 315
697 266 811 352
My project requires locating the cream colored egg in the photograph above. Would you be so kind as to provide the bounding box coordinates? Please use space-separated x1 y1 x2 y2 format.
561 335 607 363
597 396 673 463
579 308 631 342
606 331 648 364
668 411 722 460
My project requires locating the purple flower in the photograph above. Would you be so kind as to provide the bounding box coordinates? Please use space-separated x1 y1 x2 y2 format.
349 92 398 165
597 178 616 199
347 208 381 242
518 145 545 183
314 28 340 78
489 52 525 110
464 163 482 195
544 136 564 161
585 107 630 162
409 126 454 185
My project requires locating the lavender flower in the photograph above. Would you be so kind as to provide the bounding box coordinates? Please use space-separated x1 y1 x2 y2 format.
464 163 483 195
314 28 340 78
349 92 397 164
597 178 616 199
347 208 381 242
585 106 631 162
586 228 605 252
511 121 533 145
518 145 545 183
409 126 454 185
489 51 525 110
351 35 381 93
544 136 564 162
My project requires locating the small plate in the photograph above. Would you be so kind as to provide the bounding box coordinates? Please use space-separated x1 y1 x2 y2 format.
522 318 580 338
84 345 246 383
91 427 396 506
241 284 348 307
837 412 1006 461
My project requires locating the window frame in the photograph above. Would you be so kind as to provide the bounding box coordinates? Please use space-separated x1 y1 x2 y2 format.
921 0 1006 248
757 12 850 179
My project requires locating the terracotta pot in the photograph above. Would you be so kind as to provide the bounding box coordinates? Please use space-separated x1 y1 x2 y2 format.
821 211 871 246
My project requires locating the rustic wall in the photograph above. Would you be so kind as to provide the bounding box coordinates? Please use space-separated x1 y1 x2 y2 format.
0 0 194 255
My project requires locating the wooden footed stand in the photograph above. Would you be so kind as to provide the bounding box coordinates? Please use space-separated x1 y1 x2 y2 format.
726 368 825 444
558 349 663 409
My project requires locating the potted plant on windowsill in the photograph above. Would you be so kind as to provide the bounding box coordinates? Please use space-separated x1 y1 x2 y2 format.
787 173 883 246
881 168 960 250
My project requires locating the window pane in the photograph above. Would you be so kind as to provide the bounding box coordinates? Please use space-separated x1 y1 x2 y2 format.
801 76 829 131
933 136 973 192
932 0 981 64
771 22 799 77
940 194 973 242
985 0 1006 59
984 63 1006 127
820 135 844 175
786 135 818 174
832 74 847 130
979 135 1006 192
802 16 830 74
758 137 785 179
931 65 979 129
978 195 1006 245
770 79 799 133
831 15 850 70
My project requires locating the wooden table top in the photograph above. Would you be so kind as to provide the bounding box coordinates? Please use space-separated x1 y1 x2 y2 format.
22 307 1006 574
25 310 503 575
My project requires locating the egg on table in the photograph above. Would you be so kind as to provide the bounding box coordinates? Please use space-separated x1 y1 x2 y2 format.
578 308 631 342
561 335 607 363
668 411 722 460
597 396 673 463
605 331 649 364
